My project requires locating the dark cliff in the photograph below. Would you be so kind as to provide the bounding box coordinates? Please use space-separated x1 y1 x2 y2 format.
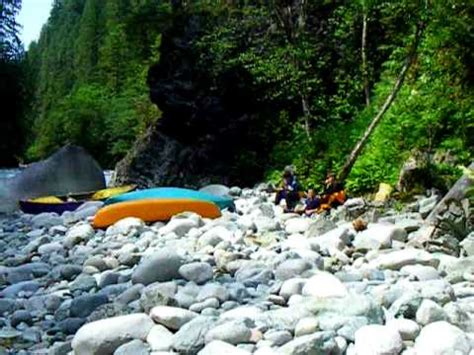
114 11 275 188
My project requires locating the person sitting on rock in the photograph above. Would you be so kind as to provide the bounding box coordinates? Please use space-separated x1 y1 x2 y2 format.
303 187 321 216
274 166 300 212
319 172 346 211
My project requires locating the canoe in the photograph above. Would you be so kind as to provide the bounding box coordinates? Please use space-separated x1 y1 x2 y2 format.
19 200 84 215
19 185 136 215
105 187 235 210
93 199 221 228
53 184 136 202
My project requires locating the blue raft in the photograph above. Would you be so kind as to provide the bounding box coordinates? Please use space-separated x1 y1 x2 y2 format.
104 187 235 211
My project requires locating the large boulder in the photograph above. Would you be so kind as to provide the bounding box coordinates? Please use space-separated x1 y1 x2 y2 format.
112 10 275 188
4 145 105 211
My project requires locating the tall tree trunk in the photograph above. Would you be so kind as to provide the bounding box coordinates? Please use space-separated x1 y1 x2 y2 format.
273 0 311 138
338 21 425 182
301 93 311 139
362 11 370 106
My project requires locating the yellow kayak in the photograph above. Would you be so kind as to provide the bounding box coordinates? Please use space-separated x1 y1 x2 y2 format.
28 185 136 204
21 185 137 214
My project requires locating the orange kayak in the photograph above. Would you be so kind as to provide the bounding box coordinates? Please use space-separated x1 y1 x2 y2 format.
93 198 221 228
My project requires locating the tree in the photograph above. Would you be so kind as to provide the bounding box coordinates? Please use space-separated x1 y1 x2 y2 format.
338 19 425 182
361 0 370 106
0 0 22 61
19 0 473 186
0 0 25 165
272 0 312 137
75 0 99 83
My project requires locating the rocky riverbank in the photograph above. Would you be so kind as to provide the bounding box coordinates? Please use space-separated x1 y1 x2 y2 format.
0 186 473 354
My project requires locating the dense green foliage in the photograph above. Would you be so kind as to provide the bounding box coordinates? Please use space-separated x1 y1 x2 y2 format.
190 1 473 192
0 0 25 166
23 0 166 165
11 1 474 191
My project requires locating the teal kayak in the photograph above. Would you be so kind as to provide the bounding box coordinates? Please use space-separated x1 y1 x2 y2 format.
104 187 235 211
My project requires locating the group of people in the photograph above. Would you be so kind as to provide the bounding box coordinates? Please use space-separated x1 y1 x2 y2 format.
274 167 346 216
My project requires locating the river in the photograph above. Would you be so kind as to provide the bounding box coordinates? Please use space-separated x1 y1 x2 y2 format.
0 169 114 193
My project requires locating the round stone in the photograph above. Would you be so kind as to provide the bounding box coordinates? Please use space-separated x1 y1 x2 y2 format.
178 262 213 285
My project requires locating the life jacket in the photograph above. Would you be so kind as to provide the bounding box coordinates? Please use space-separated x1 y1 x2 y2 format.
317 190 346 213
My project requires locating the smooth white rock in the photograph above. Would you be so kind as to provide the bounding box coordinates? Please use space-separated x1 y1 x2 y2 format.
159 218 199 237
198 340 251 355
64 224 94 248
309 227 350 252
353 324 403 355
150 306 198 330
353 223 403 250
198 226 233 248
279 278 306 300
146 325 173 352
416 299 448 326
106 217 145 237
71 313 154 355
400 265 440 281
285 218 311 234
295 317 319 337
386 318 420 341
204 321 252 344
302 272 348 298
179 262 213 285
220 306 264 322
413 321 471 355
368 249 439 270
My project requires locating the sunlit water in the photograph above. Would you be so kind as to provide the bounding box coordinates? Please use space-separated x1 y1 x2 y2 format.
0 169 114 195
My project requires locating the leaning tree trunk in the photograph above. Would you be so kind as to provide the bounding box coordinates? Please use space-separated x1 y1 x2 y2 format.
362 11 370 107
338 21 425 182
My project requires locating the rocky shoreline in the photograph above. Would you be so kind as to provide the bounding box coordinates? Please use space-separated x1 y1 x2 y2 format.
0 186 472 354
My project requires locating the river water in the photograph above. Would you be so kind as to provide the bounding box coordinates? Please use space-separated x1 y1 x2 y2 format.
0 169 21 197
0 169 114 193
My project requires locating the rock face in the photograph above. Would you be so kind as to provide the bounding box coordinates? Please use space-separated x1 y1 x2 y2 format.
5 145 105 210
426 161 474 223
113 11 272 188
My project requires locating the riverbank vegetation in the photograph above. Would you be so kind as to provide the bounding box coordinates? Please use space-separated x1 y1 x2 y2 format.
2 0 473 193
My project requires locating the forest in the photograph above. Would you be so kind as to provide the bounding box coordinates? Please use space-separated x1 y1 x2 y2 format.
1 0 473 193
